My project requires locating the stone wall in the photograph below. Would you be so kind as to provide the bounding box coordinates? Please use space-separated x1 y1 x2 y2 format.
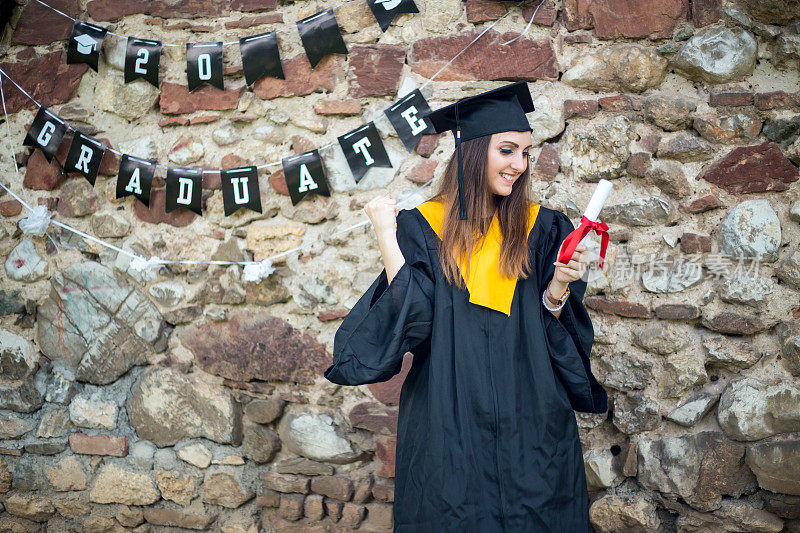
0 0 799 531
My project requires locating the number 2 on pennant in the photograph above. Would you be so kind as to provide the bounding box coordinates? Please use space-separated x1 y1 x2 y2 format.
134 48 149 74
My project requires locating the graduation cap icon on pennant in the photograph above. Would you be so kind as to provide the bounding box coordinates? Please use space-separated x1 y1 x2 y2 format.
67 21 108 72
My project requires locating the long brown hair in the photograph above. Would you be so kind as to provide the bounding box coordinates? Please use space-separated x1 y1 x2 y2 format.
430 134 534 289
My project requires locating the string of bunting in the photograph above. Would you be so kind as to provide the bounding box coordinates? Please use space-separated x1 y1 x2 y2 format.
37 0 419 89
2 0 551 275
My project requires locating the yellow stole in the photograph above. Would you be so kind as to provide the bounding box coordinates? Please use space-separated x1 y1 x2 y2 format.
416 200 540 316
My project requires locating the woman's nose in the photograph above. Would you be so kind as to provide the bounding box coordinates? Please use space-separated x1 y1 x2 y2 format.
510 154 526 171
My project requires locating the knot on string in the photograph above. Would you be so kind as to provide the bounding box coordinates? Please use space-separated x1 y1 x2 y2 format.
243 259 275 282
129 256 163 276
19 205 52 236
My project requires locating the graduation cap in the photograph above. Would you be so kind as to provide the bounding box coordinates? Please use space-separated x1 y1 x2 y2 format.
74 33 99 55
424 81 535 220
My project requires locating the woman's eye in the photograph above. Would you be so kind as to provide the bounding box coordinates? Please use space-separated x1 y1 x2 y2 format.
500 148 513 154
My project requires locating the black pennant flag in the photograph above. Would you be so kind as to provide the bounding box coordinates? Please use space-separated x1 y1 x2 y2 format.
64 132 105 185
282 150 331 206
23 107 67 163
384 89 435 152
125 38 161 87
165 167 203 215
297 9 348 68
221 166 262 216
338 122 392 183
67 21 107 72
116 155 155 207
367 0 419 32
186 42 224 92
240 32 284 86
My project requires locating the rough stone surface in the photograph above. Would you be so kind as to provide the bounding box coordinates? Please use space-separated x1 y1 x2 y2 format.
643 93 699 131
36 261 165 384
703 335 762 370
89 464 160 505
348 45 406 98
179 313 331 384
409 32 557 81
638 431 756 511
5 239 48 283
564 0 687 38
717 378 800 441
278 412 360 464
589 492 661 533
671 26 758 83
699 142 798 195
0 51 87 114
604 196 674 226
244 399 285 424
693 113 762 144
254 55 340 100
561 116 635 182
160 83 241 114
46 455 88 492
243 425 281 464
612 392 661 434
747 438 800 495
202 470 254 508
562 44 668 93
657 133 715 162
69 391 118 430
155 468 199 506
128 366 242 446
718 200 781 263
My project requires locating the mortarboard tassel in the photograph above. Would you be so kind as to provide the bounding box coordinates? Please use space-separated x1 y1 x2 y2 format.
455 102 467 221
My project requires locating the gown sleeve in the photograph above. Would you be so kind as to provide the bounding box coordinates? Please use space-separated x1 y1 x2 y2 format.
324 209 435 386
538 210 608 414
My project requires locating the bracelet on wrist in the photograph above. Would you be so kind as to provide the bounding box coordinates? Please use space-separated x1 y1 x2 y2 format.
542 286 570 312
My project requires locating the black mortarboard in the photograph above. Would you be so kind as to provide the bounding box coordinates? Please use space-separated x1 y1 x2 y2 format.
424 81 535 220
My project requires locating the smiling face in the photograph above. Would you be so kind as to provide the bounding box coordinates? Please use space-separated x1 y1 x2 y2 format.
485 131 532 197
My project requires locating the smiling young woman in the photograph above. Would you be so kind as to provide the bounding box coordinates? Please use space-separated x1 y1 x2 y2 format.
325 81 605 533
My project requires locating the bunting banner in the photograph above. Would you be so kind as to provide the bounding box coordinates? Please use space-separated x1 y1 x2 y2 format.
338 122 392 183
283 150 330 206
384 89 434 152
297 9 348 69
23 106 67 163
165 167 203 215
367 0 419 32
125 38 162 87
116 155 156 207
221 166 262 216
186 42 224 92
63 132 105 185
67 21 107 72
240 32 284 86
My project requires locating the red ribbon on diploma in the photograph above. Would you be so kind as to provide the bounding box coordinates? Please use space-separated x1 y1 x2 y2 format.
558 216 610 269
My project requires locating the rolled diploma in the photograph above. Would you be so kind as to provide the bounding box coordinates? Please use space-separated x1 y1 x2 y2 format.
584 179 613 222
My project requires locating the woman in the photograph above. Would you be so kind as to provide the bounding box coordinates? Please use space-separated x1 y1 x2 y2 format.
324 82 607 532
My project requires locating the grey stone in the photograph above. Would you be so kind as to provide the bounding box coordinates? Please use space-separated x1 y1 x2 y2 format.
44 369 79 405
562 44 668 93
583 449 624 491
633 322 690 354
777 322 800 377
666 388 720 427
243 425 281 464
0 329 43 413
644 161 691 200
148 281 185 307
638 431 755 512
790 201 800 224
129 440 156 470
36 261 166 385
594 350 653 391
703 335 762 370
589 492 661 533
694 113 762 144
604 196 675 226
662 352 708 398
275 457 335 476
68 390 118 430
5 239 47 282
128 366 242 447
717 378 800 441
298 276 338 306
719 200 781 263
58 179 98 217
712 499 785 532
117 137 158 160
643 93 698 131
201 470 254 508
747 437 800 496
168 135 205 166
278 412 361 464
561 116 635 182
91 212 131 239
762 116 800 146
777 250 800 290
641 258 703 293
0 290 25 316
244 398 285 424
253 124 285 144
657 133 715 162
671 26 757 84
36 406 72 438
176 443 212 469
0 412 35 439
612 392 661 434
95 76 160 121
718 276 774 307
212 123 240 146
773 33 800 70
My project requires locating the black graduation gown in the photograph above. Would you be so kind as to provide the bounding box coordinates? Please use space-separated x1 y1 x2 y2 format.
324 205 608 533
